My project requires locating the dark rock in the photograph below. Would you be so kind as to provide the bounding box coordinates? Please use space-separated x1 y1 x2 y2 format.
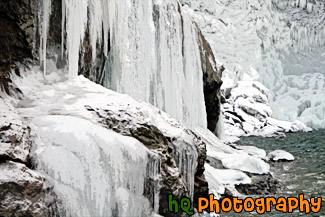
206 156 224 169
78 20 108 83
0 0 36 94
196 24 224 133
235 173 283 195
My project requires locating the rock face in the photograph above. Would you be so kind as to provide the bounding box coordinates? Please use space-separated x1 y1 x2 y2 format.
0 0 36 94
196 24 224 133
0 98 31 164
0 0 224 135
0 97 61 217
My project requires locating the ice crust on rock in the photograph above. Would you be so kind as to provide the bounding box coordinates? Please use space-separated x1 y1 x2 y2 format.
221 154 270 175
236 146 267 159
195 126 272 197
267 150 295 162
205 164 252 186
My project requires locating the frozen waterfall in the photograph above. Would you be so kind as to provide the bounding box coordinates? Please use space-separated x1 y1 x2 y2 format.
39 0 208 130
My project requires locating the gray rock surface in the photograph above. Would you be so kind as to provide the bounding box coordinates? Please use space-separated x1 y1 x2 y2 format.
0 0 36 94
0 161 60 217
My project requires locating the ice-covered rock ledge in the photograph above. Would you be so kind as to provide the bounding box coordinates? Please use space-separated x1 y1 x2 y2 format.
0 69 286 216
222 81 312 138
4 69 210 217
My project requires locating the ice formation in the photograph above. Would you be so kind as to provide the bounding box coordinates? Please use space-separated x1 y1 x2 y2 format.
183 0 325 129
39 0 207 130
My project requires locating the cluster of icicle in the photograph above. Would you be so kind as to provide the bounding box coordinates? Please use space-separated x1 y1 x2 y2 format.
272 0 325 52
38 0 208 131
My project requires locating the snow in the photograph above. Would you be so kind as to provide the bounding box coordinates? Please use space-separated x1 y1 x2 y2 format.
236 146 267 159
267 150 295 162
205 164 252 186
220 154 270 175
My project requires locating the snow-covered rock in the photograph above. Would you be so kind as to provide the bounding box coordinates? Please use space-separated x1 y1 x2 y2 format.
222 81 311 137
0 97 31 163
236 146 267 159
205 164 251 186
0 161 59 216
267 150 295 162
220 154 270 175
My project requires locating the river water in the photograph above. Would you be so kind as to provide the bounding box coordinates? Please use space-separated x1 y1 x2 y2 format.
225 130 325 216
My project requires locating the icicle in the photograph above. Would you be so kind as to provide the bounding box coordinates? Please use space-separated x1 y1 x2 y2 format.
40 0 51 77
61 0 65 57
64 0 89 78
216 107 226 140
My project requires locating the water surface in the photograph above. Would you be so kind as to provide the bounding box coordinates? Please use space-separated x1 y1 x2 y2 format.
225 130 325 216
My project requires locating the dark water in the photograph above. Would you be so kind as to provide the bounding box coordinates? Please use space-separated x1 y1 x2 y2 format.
225 130 325 217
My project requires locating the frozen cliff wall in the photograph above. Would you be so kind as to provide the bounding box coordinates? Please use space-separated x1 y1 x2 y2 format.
183 0 325 129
